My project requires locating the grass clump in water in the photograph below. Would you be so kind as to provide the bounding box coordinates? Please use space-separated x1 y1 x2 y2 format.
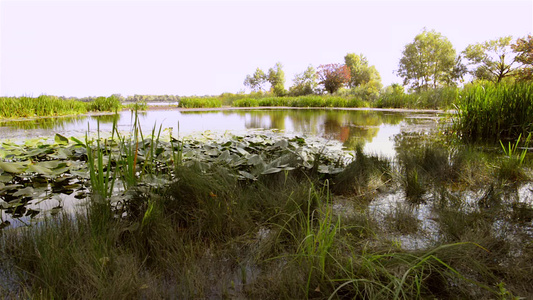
453 82 533 142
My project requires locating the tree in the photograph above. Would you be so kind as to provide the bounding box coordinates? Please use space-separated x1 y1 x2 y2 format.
397 29 461 91
289 65 318 96
243 68 267 92
512 35 533 81
267 62 286 96
317 63 350 94
462 36 516 83
344 53 382 101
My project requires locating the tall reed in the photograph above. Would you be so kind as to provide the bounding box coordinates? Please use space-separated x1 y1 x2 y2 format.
453 82 533 142
178 97 222 108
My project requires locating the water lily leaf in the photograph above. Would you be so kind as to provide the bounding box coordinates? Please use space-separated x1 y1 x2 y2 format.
238 170 256 180
234 147 249 156
274 139 289 149
39 161 62 169
0 174 12 182
0 161 27 174
205 148 219 156
70 136 86 147
13 186 34 197
0 184 24 191
48 148 72 159
27 164 54 175
70 169 89 178
247 154 263 165
262 167 282 175
218 150 230 162
55 133 69 145
24 148 49 158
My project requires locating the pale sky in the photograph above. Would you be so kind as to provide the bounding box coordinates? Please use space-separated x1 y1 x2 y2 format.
1 0 532 97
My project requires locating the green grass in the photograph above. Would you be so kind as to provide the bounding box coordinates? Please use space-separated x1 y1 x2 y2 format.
0 95 88 118
0 95 122 119
178 97 222 108
232 95 369 108
453 82 533 142
376 87 458 110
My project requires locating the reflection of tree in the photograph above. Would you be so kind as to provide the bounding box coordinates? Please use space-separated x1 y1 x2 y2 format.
93 113 122 124
229 109 407 149
0 116 88 130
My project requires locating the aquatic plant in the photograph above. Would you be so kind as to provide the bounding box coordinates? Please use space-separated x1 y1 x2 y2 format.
454 82 533 142
178 97 222 108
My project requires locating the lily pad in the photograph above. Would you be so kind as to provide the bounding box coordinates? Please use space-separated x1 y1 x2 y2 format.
0 161 27 174
54 133 69 145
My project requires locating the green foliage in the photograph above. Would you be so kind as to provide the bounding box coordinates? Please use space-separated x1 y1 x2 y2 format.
289 65 318 96
267 62 286 96
231 95 369 108
87 95 123 112
232 98 259 107
453 82 533 142
463 36 516 83
512 34 533 82
0 95 89 118
397 28 463 91
377 85 458 109
244 67 268 92
178 97 222 108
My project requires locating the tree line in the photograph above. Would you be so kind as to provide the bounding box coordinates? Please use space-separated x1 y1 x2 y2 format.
243 29 533 99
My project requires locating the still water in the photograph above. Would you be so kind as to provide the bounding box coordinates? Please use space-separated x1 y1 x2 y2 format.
0 108 441 157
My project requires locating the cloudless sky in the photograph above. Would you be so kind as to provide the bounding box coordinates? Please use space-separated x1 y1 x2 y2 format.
1 0 532 97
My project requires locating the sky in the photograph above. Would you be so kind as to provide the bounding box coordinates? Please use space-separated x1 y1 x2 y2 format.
1 0 532 97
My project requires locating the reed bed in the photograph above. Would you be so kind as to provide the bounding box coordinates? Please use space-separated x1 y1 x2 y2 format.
0 95 88 118
178 97 222 108
453 82 533 142
233 95 368 108
377 87 458 110
0 95 122 118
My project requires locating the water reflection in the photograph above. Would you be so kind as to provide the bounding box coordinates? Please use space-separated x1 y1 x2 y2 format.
0 108 437 157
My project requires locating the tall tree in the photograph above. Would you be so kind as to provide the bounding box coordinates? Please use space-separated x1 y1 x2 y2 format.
317 64 350 94
462 36 516 83
344 53 382 101
344 53 381 88
267 62 286 96
512 35 533 82
397 29 461 91
289 65 318 96
243 68 267 92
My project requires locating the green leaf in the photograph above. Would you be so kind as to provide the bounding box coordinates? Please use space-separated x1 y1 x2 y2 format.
27 164 54 175
0 161 27 174
13 186 34 197
55 133 69 145
70 136 86 147
0 174 12 183
261 167 282 175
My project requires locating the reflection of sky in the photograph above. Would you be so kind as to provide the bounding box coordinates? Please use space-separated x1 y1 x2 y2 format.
363 124 400 158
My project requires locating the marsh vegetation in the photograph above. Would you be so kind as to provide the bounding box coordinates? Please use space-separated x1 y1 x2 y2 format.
0 99 531 299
